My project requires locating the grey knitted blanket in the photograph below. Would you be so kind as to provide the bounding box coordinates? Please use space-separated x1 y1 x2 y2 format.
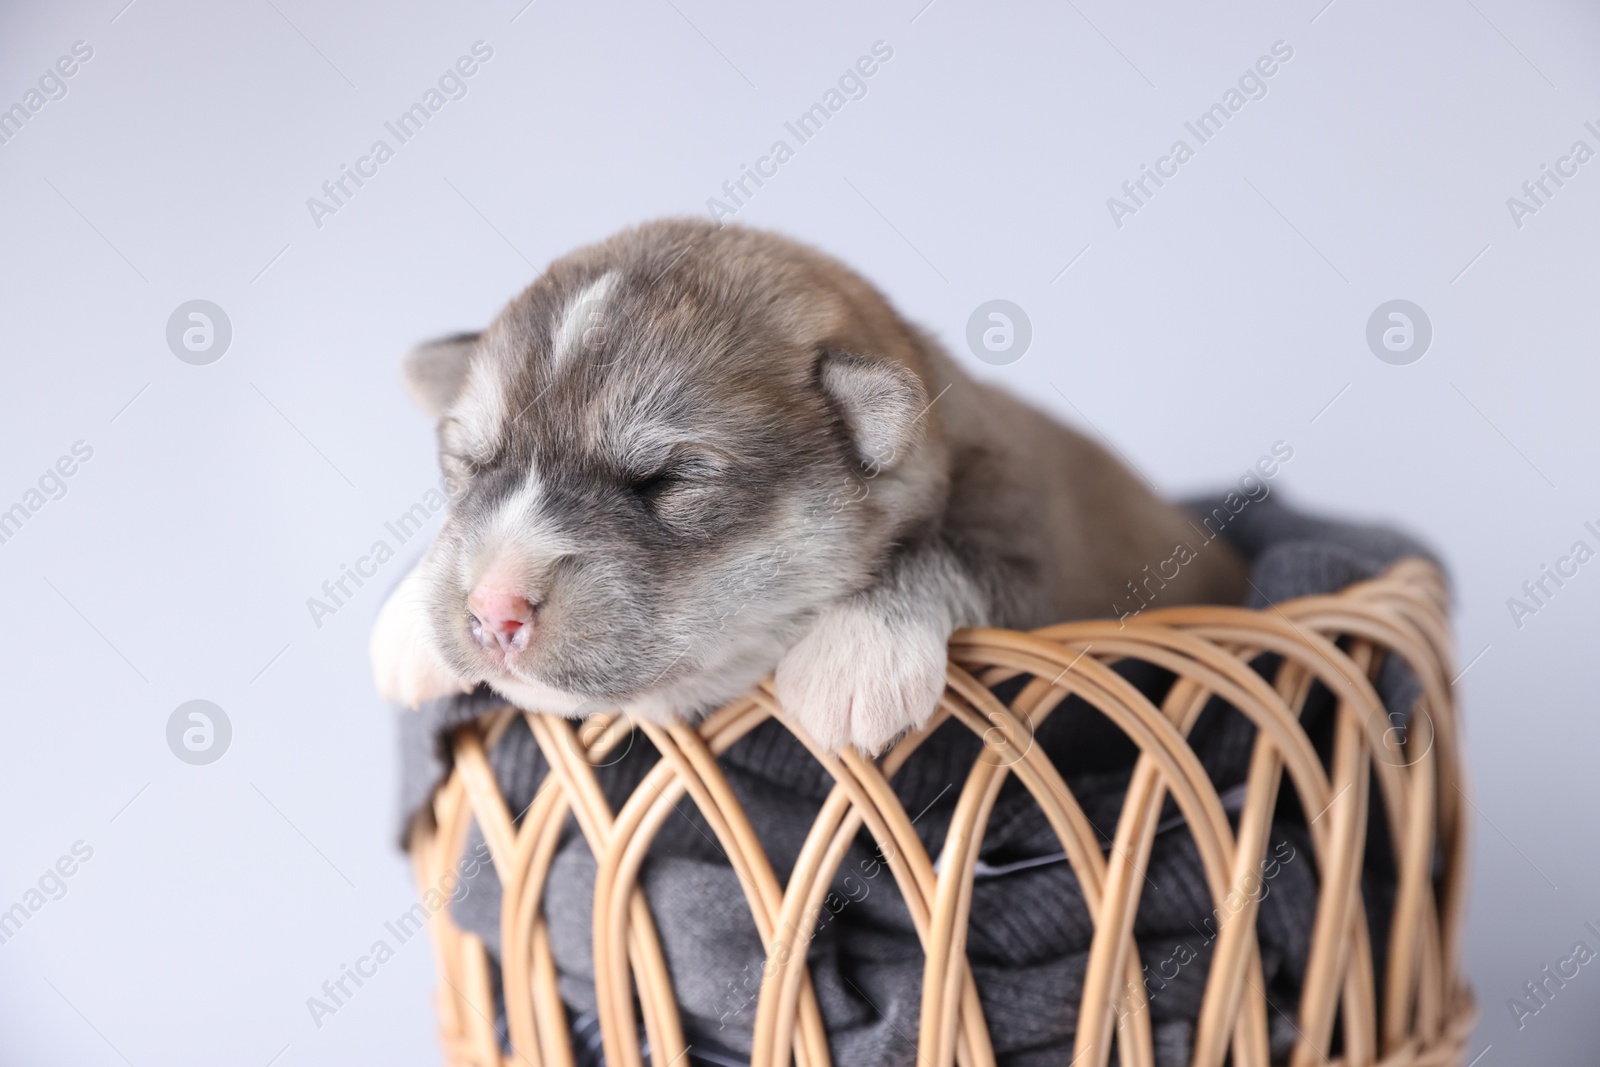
397 495 1440 1066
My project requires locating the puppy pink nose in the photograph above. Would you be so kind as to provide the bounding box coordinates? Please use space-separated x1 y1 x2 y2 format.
467 588 535 653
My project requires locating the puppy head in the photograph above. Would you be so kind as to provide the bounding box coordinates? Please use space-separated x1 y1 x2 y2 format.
405 221 946 717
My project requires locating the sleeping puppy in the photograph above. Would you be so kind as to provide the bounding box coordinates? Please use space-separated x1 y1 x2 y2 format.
371 220 1247 753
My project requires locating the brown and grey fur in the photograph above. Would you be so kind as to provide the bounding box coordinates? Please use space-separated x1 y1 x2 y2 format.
370 220 1247 752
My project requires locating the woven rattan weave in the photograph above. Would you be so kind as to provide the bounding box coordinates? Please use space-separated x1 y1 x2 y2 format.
408 558 1472 1067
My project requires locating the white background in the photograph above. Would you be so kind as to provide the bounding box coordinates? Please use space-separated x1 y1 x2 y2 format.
1 0 1596 1063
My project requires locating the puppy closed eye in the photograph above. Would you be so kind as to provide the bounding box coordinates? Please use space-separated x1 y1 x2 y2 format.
439 425 501 481
628 468 681 500
625 452 726 518
439 412 500 476
441 449 489 483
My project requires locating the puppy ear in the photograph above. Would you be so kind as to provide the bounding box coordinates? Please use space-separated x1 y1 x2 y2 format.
402 332 480 418
818 352 929 472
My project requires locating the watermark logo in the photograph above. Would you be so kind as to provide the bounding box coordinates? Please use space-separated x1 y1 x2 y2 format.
305 837 492 1028
706 41 894 226
1506 121 1600 230
566 295 618 365
0 841 94 946
1371 704 1435 768
570 703 636 768
1506 520 1600 630
715 838 890 1030
0 40 94 148
965 299 1032 366
1115 441 1294 626
166 300 232 365
977 701 1037 768
1365 300 1431 365
1119 841 1297 1022
306 477 459 630
166 700 232 765
1106 40 1295 229
1507 921 1600 1031
0 440 93 548
306 41 494 230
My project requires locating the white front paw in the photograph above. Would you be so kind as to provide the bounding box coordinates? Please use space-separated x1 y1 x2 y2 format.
774 603 950 755
370 567 474 709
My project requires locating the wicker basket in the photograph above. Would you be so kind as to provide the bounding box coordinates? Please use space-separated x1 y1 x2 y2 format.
407 558 1473 1067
